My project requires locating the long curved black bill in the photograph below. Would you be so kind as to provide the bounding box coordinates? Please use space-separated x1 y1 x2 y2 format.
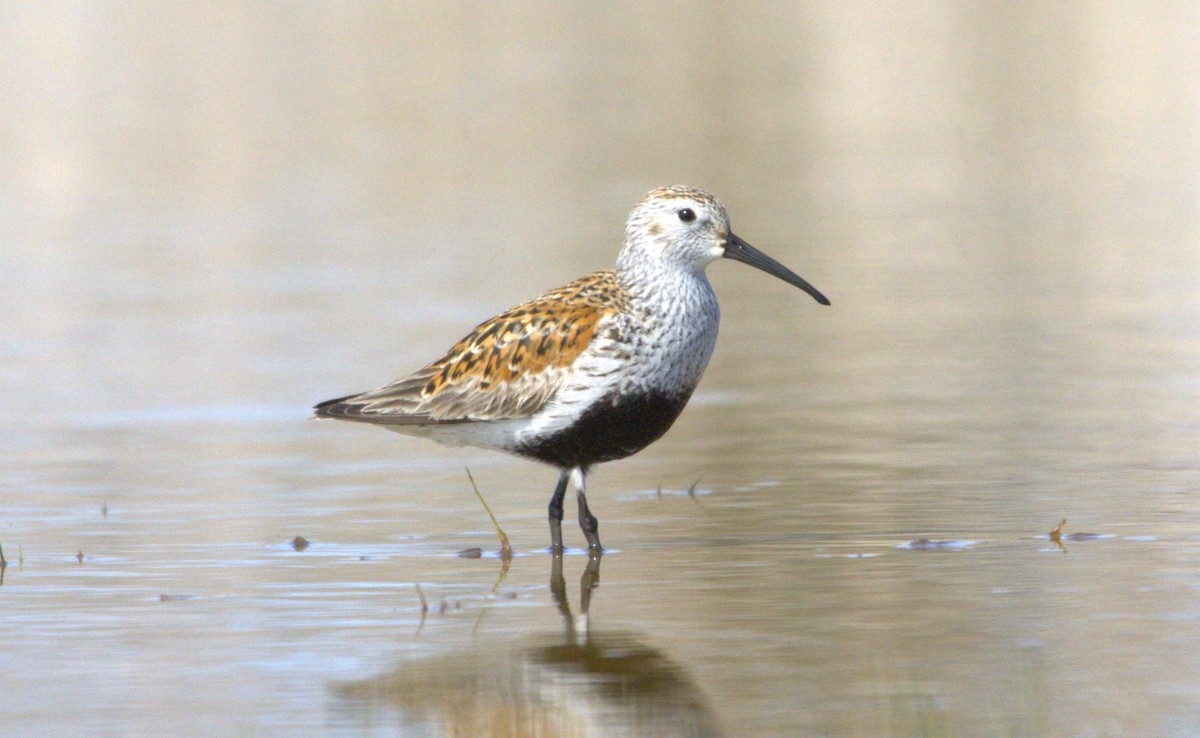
724 232 831 305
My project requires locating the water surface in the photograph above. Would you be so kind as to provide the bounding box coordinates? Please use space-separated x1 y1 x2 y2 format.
3 4 1199 736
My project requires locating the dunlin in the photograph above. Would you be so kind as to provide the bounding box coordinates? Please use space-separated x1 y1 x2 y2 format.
315 186 829 553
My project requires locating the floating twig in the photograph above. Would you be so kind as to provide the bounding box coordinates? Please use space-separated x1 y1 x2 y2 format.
465 468 513 559
414 582 429 634
415 582 429 614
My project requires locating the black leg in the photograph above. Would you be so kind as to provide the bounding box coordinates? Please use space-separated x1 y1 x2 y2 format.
574 468 603 553
548 470 569 555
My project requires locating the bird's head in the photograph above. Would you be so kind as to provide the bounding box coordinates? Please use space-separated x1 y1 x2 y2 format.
618 186 829 305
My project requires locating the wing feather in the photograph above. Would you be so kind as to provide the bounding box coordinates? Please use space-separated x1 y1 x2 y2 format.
314 270 626 425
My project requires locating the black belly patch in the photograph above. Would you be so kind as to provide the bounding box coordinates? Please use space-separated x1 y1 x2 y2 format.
516 390 691 469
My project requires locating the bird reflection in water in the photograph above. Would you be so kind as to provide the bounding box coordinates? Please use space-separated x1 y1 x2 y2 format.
334 555 723 737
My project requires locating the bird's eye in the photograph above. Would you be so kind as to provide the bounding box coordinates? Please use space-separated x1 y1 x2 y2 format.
678 208 696 223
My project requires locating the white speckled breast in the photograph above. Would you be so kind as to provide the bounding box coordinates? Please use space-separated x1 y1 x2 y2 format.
513 266 720 447
613 268 721 396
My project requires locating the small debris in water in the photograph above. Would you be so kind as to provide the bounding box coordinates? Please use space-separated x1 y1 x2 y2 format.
290 536 310 551
622 485 714 501
1049 519 1104 542
101 503 108 517
458 547 484 558
908 538 941 550
159 594 195 602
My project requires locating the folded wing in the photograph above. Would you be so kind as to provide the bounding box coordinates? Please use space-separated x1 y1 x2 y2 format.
314 270 623 425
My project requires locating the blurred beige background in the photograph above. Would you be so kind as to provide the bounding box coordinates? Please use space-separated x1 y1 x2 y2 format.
6 3 1194 259
4 2 1196 420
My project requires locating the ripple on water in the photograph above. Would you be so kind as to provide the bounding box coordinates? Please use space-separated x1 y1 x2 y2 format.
896 539 979 551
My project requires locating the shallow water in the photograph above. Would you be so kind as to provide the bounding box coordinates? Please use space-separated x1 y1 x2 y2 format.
4 4 1200 736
